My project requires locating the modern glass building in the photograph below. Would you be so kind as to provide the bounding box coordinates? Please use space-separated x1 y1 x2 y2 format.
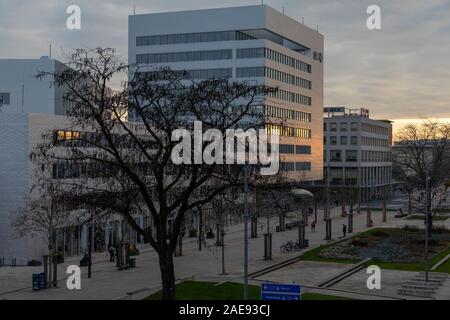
128 5 324 182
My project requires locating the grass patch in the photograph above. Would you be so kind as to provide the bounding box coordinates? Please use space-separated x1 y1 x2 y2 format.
434 257 450 274
406 215 449 221
301 293 355 300
145 281 355 300
146 281 260 300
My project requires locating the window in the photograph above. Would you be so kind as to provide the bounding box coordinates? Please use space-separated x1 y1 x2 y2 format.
346 150 358 162
236 67 265 78
340 136 347 145
351 122 359 131
296 162 311 171
351 136 358 145
136 31 241 46
0 92 10 105
136 49 233 64
330 136 337 145
296 145 311 154
340 122 347 132
330 123 337 131
330 150 341 162
236 48 265 59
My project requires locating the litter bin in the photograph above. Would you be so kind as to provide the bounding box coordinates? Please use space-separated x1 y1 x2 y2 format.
32 273 46 291
128 258 136 269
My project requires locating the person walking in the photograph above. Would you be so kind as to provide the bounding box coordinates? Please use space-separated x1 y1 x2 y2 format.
311 221 316 233
108 245 116 262
342 224 347 237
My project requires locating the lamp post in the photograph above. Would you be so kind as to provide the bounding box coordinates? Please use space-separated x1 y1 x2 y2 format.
425 175 431 282
243 162 250 300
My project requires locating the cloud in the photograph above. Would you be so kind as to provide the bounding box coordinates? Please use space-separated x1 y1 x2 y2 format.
0 0 449 119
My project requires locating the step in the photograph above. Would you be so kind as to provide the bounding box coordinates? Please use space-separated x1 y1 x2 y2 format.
397 288 433 298
406 280 440 288
413 276 445 284
418 272 448 278
401 284 436 292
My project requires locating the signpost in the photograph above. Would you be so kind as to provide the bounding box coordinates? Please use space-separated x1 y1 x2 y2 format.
261 283 301 301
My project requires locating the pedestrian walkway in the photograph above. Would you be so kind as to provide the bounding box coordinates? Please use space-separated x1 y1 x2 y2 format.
0 202 447 300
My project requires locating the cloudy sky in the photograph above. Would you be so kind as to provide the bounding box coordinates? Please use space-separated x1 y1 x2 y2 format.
0 0 449 127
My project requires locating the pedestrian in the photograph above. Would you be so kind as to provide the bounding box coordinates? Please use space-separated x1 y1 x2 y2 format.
342 224 347 237
108 245 116 262
311 221 316 232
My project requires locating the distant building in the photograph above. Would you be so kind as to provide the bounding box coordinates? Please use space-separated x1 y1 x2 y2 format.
0 56 72 115
129 4 324 181
323 107 393 202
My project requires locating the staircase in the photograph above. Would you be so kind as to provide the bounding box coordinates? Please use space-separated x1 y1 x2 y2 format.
398 272 448 298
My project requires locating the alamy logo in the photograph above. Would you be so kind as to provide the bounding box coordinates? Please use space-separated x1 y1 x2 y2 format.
366 5 382 30
366 265 381 290
66 265 81 290
66 5 81 30
171 121 280 175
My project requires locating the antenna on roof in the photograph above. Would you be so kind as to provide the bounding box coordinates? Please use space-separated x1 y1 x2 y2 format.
133 4 136 15
261 0 264 5
283 6 285 14
49 43 52 59
316 24 319 32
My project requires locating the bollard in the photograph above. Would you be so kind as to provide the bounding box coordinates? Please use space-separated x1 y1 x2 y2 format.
264 233 272 260
348 213 353 233
325 218 332 240
367 210 373 227
382 202 387 222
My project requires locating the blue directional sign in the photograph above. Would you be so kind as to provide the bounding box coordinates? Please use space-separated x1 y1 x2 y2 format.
261 283 301 301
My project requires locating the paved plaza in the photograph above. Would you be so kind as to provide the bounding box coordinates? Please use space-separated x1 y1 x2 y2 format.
1 196 449 300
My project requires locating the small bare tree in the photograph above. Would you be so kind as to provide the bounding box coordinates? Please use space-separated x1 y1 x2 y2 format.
393 119 450 220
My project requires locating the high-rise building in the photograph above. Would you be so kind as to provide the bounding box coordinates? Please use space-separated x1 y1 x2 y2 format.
323 107 393 202
128 5 324 181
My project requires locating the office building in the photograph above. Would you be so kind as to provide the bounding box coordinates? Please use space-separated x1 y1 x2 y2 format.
128 5 324 181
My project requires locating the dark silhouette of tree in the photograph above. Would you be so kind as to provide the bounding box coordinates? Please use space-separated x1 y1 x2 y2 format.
32 48 284 299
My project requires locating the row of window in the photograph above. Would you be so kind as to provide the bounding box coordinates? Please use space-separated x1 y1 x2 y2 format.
266 124 311 138
0 92 10 105
361 150 392 162
327 150 358 162
136 49 233 64
279 144 311 155
185 68 233 80
280 162 312 172
236 66 311 90
362 123 390 135
53 130 158 150
326 136 359 146
236 48 312 74
325 150 392 163
267 88 311 106
265 105 311 122
136 31 254 46
325 122 359 132
361 136 389 147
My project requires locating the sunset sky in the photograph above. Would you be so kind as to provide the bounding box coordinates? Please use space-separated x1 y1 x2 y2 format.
1 0 449 131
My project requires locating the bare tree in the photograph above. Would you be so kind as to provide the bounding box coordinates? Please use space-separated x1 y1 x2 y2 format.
32 47 284 299
393 119 450 220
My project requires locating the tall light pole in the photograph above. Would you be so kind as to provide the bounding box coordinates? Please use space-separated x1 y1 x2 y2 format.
425 175 431 282
243 162 249 300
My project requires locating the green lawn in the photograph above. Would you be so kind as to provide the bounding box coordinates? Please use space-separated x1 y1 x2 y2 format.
406 215 449 221
301 293 354 300
145 281 354 300
434 257 450 273
146 281 260 300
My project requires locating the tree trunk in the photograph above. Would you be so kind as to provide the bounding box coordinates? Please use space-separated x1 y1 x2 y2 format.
158 249 176 300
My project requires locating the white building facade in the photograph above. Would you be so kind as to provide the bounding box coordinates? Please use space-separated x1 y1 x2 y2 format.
128 5 324 181
323 107 393 202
